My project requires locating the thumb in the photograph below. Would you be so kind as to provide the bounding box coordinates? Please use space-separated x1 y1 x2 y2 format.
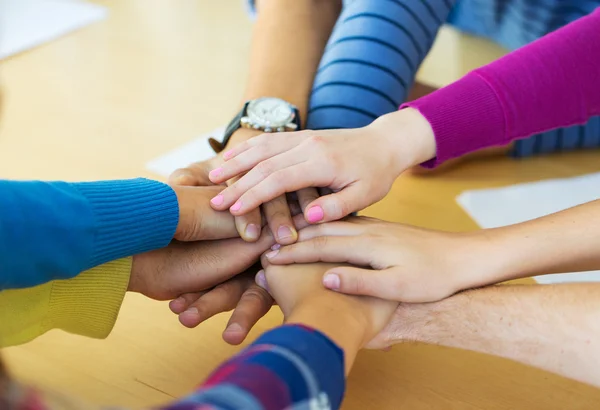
174 185 239 241
322 267 400 300
304 184 369 223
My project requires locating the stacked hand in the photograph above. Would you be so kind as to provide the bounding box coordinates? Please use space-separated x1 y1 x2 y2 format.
207 108 436 224
173 128 319 245
262 216 500 303
160 151 309 344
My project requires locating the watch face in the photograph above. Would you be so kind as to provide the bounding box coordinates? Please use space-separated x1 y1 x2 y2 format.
247 97 294 128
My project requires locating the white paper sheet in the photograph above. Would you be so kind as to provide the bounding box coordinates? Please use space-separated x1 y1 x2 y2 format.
146 127 225 178
457 172 600 284
0 0 107 59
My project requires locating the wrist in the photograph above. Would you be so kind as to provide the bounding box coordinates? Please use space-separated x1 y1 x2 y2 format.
392 293 466 345
368 107 436 175
448 229 520 291
286 295 366 372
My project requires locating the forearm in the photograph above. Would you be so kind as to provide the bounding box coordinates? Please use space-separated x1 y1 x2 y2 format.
245 0 341 117
287 293 366 374
472 199 600 284
396 284 600 387
229 0 341 147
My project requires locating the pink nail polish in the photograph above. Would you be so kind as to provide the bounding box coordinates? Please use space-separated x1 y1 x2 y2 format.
230 200 242 212
306 206 324 223
323 273 340 290
210 194 224 206
266 249 279 259
271 243 281 251
223 150 235 160
209 167 223 179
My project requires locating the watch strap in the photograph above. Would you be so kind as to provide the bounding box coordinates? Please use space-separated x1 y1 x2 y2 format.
210 102 250 154
210 101 301 154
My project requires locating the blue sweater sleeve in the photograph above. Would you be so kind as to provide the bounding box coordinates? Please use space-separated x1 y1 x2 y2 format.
163 324 345 410
0 179 178 290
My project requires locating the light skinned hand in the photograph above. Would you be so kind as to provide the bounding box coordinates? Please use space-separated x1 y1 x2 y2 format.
258 260 398 353
208 108 435 224
263 216 499 303
171 129 317 245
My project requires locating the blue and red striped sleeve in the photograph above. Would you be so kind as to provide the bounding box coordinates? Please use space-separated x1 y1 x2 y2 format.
161 325 345 410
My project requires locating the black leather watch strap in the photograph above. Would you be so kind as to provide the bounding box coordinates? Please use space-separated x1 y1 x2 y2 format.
209 101 302 154
209 102 250 154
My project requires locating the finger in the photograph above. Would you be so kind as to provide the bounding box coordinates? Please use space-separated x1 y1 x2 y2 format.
296 220 364 242
222 284 273 345
210 136 303 184
234 209 262 242
289 201 302 217
263 195 298 245
169 292 206 314
297 188 320 213
169 168 201 186
178 278 247 328
322 267 401 300
169 158 221 187
231 166 325 218
175 185 241 241
219 132 283 162
254 269 268 292
304 184 369 224
265 236 374 266
293 213 311 231
168 232 274 294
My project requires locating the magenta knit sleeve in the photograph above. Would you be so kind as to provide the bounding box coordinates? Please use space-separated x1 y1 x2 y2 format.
403 8 600 167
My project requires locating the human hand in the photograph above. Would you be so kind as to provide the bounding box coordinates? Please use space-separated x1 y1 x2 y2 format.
176 128 318 245
128 230 275 301
260 260 397 370
168 268 274 345
263 216 499 302
171 185 241 241
207 108 435 223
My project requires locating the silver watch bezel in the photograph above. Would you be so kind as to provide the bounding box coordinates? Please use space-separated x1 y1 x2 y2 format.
241 97 298 133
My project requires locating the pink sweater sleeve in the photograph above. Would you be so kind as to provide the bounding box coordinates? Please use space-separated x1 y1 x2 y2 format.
403 8 600 168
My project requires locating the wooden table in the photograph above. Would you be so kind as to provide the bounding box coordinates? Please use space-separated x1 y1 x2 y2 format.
2 1 600 408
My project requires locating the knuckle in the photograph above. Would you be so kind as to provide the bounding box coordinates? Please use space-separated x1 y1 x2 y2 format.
312 236 329 250
241 286 271 306
307 135 327 148
256 160 275 178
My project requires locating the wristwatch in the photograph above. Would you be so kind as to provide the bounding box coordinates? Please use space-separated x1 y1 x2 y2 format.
209 97 301 153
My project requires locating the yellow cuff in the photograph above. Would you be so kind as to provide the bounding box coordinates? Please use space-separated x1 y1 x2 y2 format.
0 258 132 347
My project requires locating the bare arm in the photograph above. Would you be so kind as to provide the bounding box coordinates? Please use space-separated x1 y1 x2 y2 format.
488 199 600 281
375 283 600 387
214 0 342 244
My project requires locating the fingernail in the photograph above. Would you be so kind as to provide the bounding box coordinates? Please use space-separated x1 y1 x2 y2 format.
224 323 243 334
245 224 260 240
306 206 324 223
271 243 281 251
211 194 224 206
223 150 235 160
255 269 268 290
277 225 295 241
323 273 340 290
184 307 199 315
169 297 185 313
266 249 279 259
209 167 223 179
230 200 242 212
